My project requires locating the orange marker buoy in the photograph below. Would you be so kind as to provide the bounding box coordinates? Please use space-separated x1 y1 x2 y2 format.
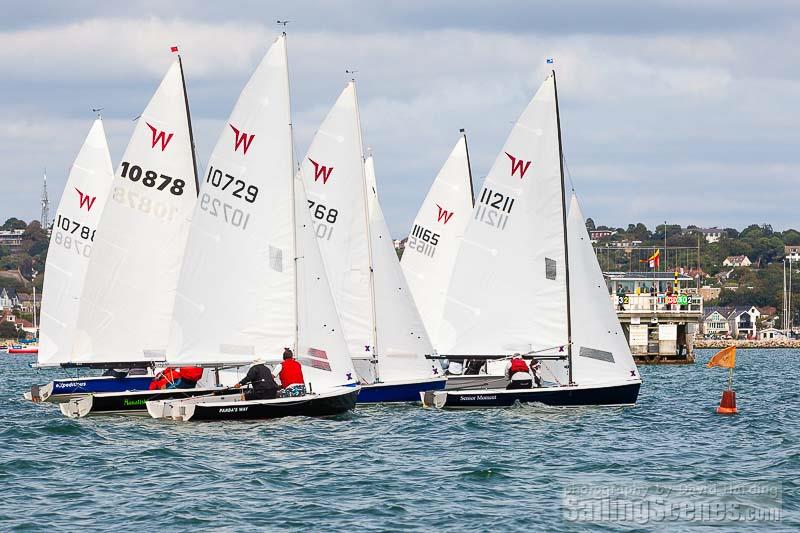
716 389 737 415
707 346 738 415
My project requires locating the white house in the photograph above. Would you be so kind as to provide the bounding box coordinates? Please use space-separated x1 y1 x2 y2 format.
758 328 785 340
0 288 20 310
696 228 724 243
702 305 760 338
722 255 752 267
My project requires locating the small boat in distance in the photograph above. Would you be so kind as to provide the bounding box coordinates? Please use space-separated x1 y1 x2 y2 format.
424 69 641 409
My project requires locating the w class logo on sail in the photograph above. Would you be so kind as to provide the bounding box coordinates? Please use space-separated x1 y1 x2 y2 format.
435 204 454 225
146 123 174 151
229 124 255 155
74 188 97 211
505 152 532 178
308 158 333 184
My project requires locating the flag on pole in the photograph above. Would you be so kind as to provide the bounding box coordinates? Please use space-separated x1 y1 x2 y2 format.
707 346 736 369
170 45 179 53
640 249 660 269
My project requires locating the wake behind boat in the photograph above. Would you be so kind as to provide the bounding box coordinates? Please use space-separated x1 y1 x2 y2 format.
424 70 641 409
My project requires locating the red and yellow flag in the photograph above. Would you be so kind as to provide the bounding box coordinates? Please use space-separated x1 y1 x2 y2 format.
640 249 660 269
707 346 736 369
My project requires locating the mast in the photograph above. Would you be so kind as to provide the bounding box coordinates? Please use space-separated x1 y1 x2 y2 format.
552 69 574 385
177 53 201 194
33 286 38 339
353 80 380 382
460 128 476 206
284 32 300 352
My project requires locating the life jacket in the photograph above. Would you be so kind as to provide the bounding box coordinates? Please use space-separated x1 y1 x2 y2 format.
279 358 305 388
149 367 180 390
177 366 203 383
509 358 530 375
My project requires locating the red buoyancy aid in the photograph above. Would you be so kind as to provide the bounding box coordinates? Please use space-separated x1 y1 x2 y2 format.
149 367 180 390
279 358 305 388
509 358 530 375
177 366 203 383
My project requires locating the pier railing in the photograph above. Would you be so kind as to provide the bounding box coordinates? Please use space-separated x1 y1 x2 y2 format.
611 294 703 314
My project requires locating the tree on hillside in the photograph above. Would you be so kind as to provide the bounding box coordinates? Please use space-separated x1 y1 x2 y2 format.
1 218 27 230
0 320 19 339
783 229 800 246
585 218 595 231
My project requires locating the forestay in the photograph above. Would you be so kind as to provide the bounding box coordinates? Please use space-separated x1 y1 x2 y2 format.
401 134 474 347
299 82 373 361
38 119 114 366
72 59 198 364
364 155 440 383
439 75 570 383
567 195 640 385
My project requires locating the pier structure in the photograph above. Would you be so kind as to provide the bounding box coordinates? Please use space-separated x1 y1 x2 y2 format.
605 272 702 364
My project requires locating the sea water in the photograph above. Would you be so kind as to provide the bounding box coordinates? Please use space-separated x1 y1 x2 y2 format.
0 350 797 531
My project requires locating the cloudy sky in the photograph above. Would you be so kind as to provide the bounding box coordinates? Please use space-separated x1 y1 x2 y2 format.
1 0 797 236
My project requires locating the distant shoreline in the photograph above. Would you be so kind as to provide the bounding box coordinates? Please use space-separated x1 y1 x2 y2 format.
695 339 800 349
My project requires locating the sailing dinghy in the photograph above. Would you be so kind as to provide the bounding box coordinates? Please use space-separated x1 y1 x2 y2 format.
146 34 359 422
423 71 641 409
58 53 235 417
298 81 445 402
399 131 509 388
22 118 144 402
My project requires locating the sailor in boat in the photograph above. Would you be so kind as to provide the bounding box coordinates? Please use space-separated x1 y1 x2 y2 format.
149 366 204 390
529 358 542 388
272 348 307 398
233 360 280 401
504 354 533 390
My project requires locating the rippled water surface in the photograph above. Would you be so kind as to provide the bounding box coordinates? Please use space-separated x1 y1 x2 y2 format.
1 349 798 531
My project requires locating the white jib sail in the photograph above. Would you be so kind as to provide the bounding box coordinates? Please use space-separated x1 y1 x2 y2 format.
567 194 641 386
38 119 114 366
439 74 570 384
299 82 374 363
401 134 473 348
72 59 198 364
365 155 441 383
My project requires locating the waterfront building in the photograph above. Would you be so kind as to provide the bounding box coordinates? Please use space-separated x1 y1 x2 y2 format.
604 271 702 363
0 229 25 249
687 227 724 243
722 255 752 267
701 305 761 339
0 287 20 310
758 327 785 340
785 245 800 261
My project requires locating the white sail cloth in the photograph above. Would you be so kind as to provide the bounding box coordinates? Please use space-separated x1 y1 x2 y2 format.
299 82 373 362
401 134 473 348
439 75 569 384
38 119 114 366
72 59 198 364
166 35 356 390
567 195 640 385
364 156 440 383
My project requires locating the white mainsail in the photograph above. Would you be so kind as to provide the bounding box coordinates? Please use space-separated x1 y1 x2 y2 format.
72 58 198 364
166 35 356 390
299 82 373 363
38 119 114 366
567 194 640 385
439 74 570 384
401 133 474 347
364 155 440 383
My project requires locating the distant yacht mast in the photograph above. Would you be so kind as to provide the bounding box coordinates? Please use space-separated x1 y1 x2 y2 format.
40 170 50 229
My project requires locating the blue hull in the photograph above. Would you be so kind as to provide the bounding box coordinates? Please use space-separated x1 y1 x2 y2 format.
50 376 153 396
357 379 446 403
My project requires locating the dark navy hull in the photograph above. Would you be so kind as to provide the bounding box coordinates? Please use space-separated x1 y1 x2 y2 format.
188 390 359 421
59 388 238 417
424 382 641 408
357 379 446 403
30 376 155 403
